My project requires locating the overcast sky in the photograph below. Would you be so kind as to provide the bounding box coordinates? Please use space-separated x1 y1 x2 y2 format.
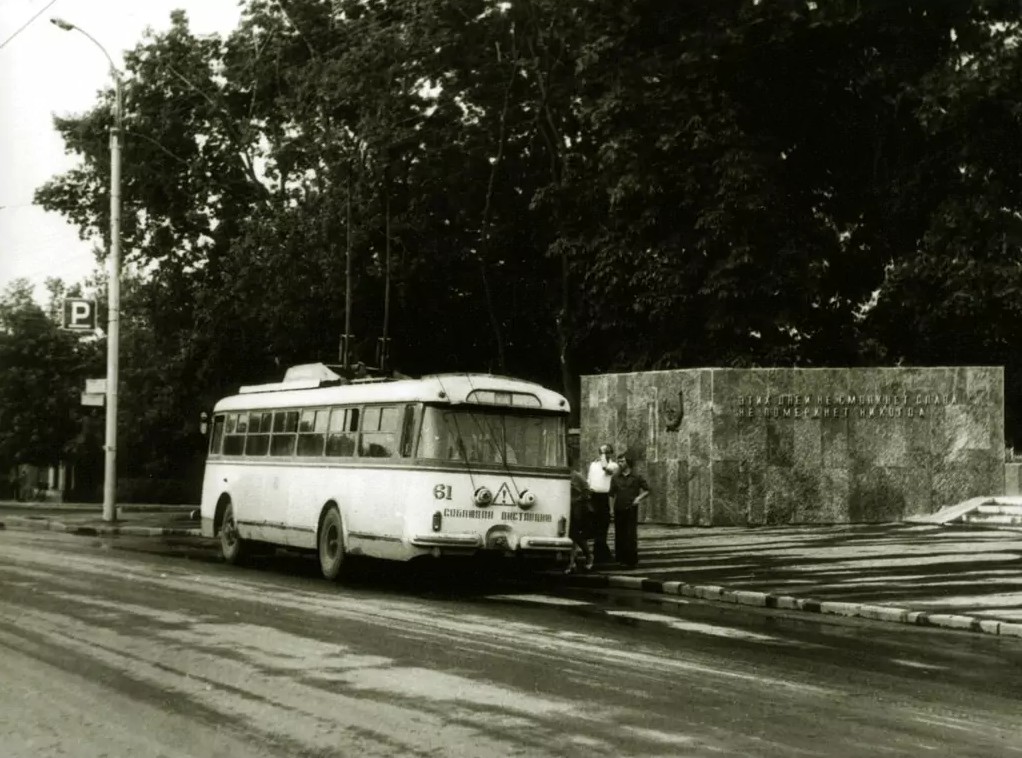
0 0 244 301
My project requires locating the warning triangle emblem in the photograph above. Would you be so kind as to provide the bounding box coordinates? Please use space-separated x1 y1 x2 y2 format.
493 482 517 506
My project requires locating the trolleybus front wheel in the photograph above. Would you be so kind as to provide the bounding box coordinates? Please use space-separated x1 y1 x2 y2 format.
318 506 347 580
219 502 250 564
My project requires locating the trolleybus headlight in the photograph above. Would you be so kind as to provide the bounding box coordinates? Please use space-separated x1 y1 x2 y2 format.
518 490 536 509
473 486 493 507
432 511 442 532
557 516 567 537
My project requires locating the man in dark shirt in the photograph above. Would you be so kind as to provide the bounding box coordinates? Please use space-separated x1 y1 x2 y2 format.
566 470 594 572
609 454 649 568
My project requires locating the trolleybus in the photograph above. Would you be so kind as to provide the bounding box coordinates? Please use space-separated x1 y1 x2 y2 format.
200 364 574 579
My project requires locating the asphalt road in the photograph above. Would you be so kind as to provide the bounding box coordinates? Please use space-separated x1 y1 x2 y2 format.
1 529 1020 758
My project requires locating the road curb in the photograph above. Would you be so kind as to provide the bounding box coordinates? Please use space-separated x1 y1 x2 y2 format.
561 572 1022 639
0 516 200 539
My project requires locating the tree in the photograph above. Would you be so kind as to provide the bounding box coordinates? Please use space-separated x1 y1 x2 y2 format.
862 4 1022 443
555 1 991 370
0 279 99 479
33 0 1022 462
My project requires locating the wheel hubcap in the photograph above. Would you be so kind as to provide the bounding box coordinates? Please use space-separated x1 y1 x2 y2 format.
223 516 236 546
325 523 339 560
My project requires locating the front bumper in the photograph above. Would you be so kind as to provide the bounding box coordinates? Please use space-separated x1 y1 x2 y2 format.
409 533 484 548
518 536 574 551
409 532 573 553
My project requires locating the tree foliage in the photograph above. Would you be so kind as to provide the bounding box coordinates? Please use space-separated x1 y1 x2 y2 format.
0 280 99 475
28 0 1022 491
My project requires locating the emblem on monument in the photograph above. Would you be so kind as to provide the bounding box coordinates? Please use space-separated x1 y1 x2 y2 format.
661 390 684 431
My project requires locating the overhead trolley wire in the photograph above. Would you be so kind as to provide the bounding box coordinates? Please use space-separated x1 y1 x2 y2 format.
0 0 60 52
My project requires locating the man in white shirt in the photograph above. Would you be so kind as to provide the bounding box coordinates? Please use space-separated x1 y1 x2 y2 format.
586 443 619 564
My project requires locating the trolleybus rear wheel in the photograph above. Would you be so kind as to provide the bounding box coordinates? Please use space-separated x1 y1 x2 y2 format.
318 506 346 580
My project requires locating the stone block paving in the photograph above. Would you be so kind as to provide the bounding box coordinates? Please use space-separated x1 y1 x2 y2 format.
574 522 1022 637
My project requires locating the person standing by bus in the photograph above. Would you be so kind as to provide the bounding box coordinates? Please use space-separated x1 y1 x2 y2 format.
610 453 649 568
565 470 594 572
586 443 619 564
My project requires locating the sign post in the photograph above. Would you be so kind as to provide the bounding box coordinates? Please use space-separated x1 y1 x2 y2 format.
51 18 122 524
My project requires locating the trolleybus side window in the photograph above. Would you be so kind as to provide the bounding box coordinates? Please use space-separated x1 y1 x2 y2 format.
400 404 418 458
245 411 272 456
209 414 225 455
326 407 359 457
361 405 401 458
270 410 299 456
297 408 328 456
223 413 245 456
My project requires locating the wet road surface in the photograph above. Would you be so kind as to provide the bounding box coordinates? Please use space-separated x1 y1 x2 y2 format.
1 529 1020 757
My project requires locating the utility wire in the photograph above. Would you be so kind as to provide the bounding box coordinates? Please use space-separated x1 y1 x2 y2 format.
0 0 60 52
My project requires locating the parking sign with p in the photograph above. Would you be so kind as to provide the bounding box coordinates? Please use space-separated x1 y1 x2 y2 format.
63 298 97 331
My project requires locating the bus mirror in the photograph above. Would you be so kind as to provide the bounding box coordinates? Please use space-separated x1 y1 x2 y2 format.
199 411 209 435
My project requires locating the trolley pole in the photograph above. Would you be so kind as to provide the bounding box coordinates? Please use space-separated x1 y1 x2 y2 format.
343 171 353 372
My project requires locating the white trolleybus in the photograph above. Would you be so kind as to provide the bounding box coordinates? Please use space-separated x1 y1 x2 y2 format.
200 364 574 579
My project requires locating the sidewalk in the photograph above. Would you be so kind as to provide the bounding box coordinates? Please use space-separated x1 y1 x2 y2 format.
571 522 1022 639
0 501 200 537
2 502 1021 638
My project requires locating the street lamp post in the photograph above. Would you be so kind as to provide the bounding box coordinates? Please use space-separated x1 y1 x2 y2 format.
51 18 122 523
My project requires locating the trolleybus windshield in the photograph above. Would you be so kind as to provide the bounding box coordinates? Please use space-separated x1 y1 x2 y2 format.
418 406 565 468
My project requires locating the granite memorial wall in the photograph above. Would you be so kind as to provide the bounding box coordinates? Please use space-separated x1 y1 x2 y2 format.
580 367 1005 524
